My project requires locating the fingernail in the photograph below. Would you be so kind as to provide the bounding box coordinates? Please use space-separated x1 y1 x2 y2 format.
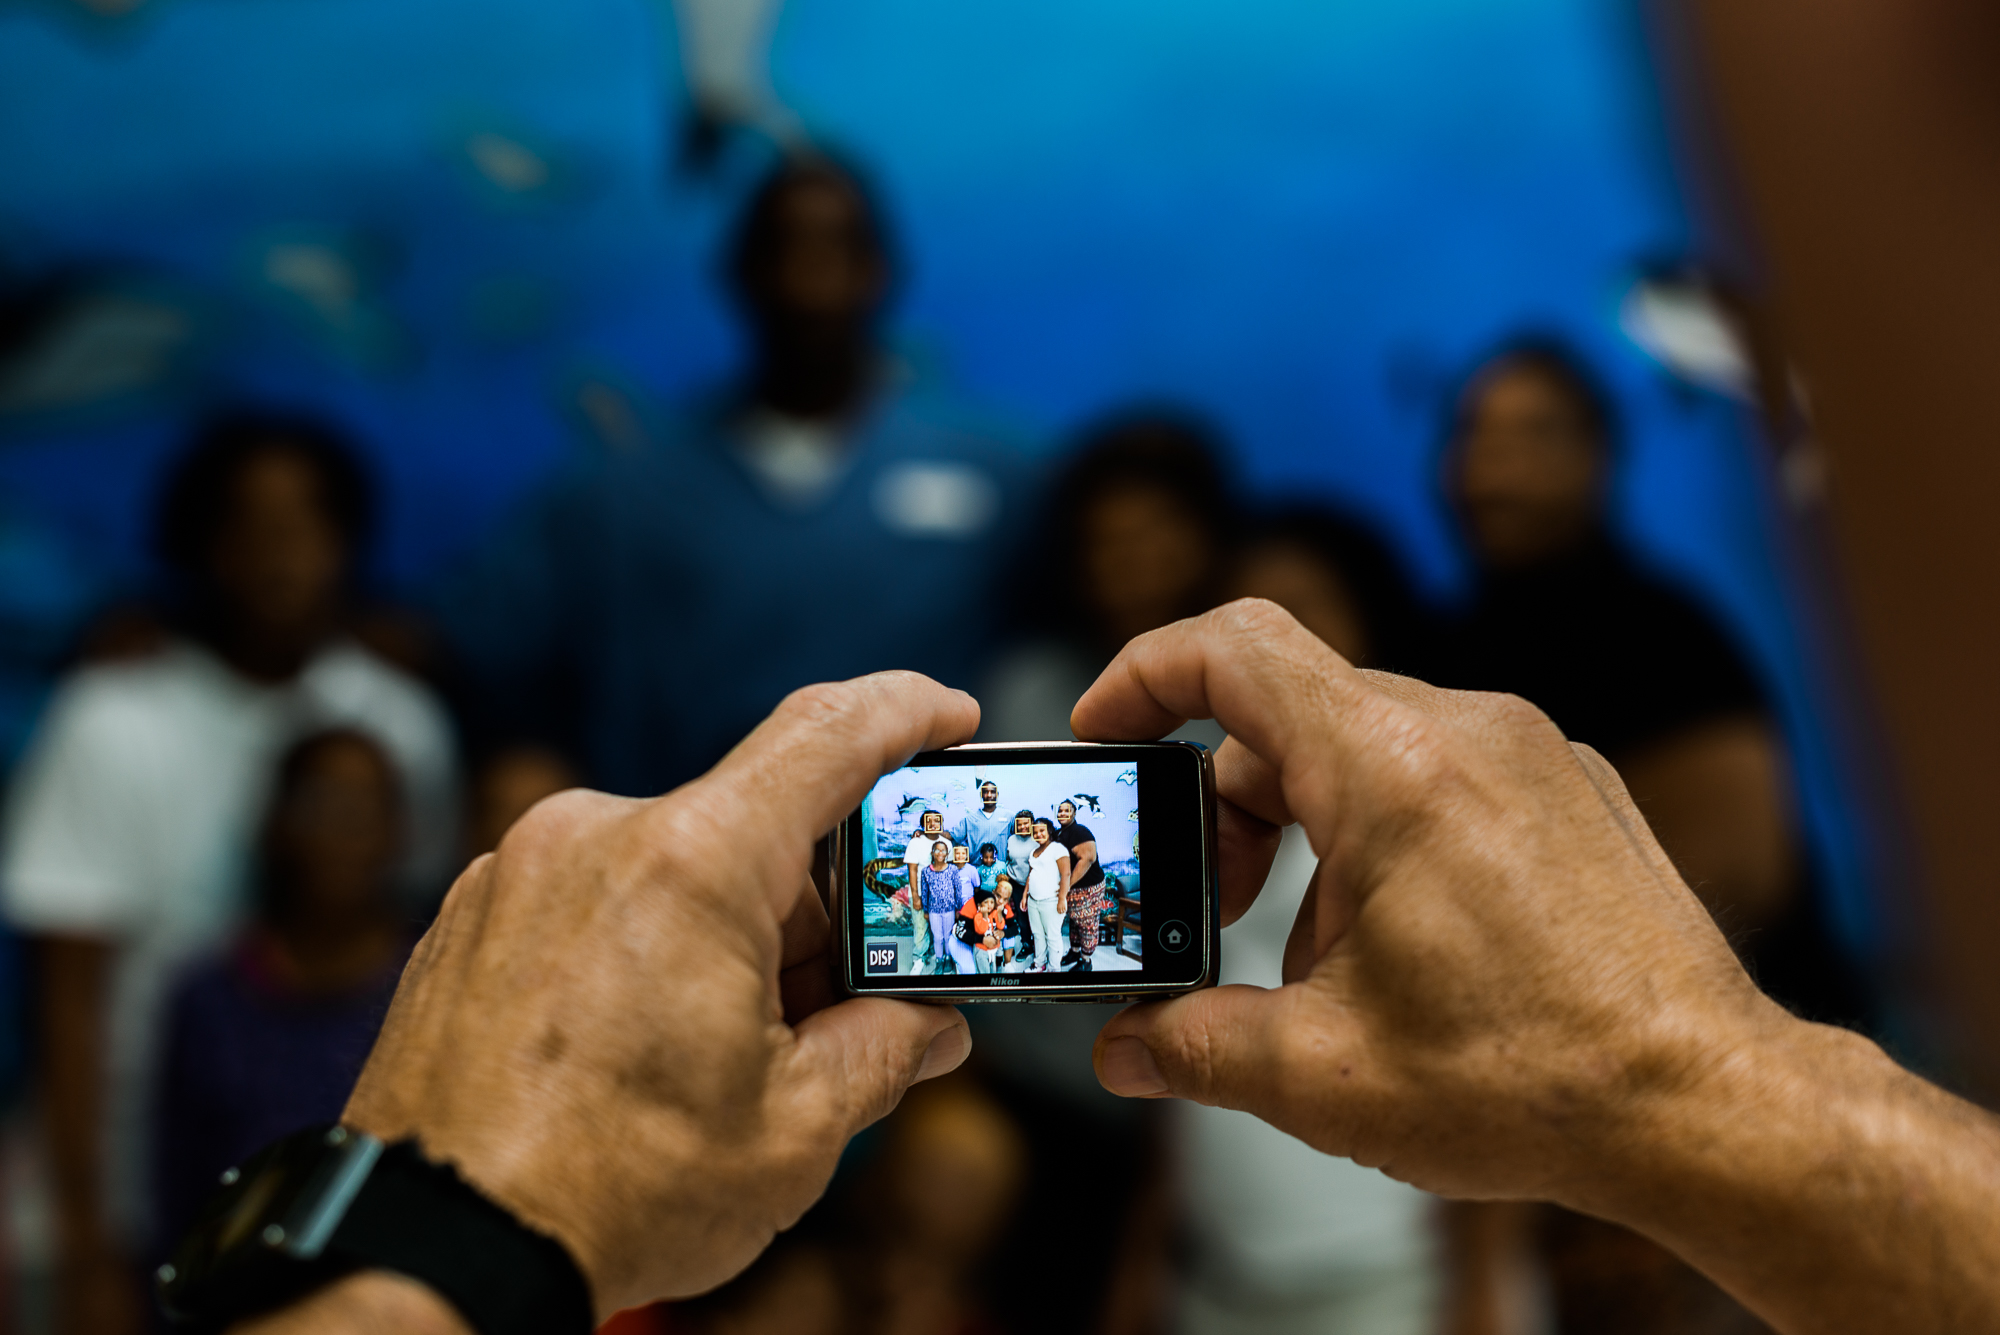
1097 1036 1170 1097
916 1024 971 1082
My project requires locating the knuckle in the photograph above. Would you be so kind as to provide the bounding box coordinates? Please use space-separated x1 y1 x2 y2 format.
1368 707 1468 792
1210 596 1298 643
1478 689 1560 736
1154 1015 1223 1099
500 785 610 858
776 680 862 732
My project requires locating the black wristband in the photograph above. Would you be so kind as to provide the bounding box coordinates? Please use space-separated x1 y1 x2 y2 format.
330 1141 594 1335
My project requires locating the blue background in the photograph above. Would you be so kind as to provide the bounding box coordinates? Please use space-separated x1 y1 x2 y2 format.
0 0 1880 949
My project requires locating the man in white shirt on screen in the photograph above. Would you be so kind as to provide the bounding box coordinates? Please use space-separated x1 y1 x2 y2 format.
899 807 946 972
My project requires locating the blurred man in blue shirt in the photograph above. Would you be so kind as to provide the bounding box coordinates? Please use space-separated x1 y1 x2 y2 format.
438 155 1032 796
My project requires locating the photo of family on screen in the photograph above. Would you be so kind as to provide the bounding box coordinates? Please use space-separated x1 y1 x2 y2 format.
858 761 1142 977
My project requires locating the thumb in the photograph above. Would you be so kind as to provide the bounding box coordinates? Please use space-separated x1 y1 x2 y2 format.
789 997 972 1139
1093 985 1359 1130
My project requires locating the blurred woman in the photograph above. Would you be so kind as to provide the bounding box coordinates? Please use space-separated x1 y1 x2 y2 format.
971 411 1232 1333
1431 338 1867 1335
1180 504 1450 1335
977 411 1235 744
151 729 413 1251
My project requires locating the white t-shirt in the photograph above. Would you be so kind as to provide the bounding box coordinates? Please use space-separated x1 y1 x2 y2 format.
1024 839 1068 902
902 831 943 894
1175 824 1438 1300
0 638 460 1243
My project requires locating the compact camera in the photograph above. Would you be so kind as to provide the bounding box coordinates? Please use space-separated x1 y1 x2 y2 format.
832 741 1220 1003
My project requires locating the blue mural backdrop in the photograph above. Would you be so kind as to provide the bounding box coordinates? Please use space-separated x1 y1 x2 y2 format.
0 0 1881 948
862 760 1140 873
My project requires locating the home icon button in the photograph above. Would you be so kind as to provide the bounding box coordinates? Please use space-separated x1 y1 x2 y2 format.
1158 919 1192 954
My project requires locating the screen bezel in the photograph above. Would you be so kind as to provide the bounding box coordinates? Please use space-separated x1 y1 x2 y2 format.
834 740 1219 1002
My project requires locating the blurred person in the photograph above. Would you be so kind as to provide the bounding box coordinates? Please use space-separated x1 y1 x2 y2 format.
1225 504 1425 671
150 729 413 1255
972 410 1232 1331
661 1235 848 1335
1051 800 1104 972
463 745 579 859
1179 512 1450 1335
978 412 1234 745
849 1074 1025 1335
1433 341 1869 1024
974 843 1000 894
435 153 1031 800
1432 340 1866 1335
0 411 458 1335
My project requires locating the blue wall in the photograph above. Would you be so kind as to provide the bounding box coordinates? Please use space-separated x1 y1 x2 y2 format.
0 0 1881 947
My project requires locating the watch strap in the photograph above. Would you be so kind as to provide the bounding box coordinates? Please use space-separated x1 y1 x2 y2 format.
329 1141 595 1335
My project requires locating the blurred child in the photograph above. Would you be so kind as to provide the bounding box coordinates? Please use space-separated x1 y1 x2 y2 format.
854 1075 1024 1335
464 745 578 859
975 843 1001 894
151 729 414 1253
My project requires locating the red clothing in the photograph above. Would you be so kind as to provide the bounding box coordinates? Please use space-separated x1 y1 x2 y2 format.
957 900 1000 944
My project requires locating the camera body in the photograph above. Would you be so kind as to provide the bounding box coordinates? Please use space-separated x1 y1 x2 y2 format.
832 740 1220 1003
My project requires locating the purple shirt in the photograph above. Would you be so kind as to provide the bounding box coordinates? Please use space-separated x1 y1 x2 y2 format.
920 864 961 913
151 933 409 1253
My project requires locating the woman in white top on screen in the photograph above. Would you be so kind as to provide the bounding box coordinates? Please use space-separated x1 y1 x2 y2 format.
0 412 458 1335
1022 817 1070 973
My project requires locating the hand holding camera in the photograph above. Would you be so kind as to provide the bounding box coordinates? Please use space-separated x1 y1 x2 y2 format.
340 673 980 1317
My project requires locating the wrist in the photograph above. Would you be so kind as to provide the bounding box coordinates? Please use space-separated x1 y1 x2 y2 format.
1564 996 1864 1233
231 1271 469 1335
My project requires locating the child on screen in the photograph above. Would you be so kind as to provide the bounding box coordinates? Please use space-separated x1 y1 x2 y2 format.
957 889 1004 974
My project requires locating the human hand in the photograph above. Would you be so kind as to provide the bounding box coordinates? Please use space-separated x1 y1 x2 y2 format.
342 672 978 1319
1079 600 1791 1214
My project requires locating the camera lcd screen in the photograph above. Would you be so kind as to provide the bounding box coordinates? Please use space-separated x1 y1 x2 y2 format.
837 742 1216 1000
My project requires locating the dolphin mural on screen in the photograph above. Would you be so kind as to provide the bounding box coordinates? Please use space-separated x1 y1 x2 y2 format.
1070 793 1102 815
